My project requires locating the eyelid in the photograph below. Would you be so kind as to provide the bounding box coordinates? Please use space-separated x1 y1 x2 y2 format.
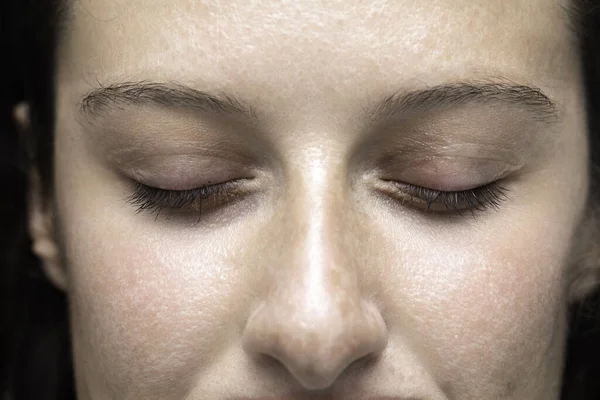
378 158 517 193
127 160 254 191
126 179 251 217
378 179 509 214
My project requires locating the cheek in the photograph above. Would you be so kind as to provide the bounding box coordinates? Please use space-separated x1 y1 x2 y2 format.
396 216 571 394
63 216 247 394
53 127 253 394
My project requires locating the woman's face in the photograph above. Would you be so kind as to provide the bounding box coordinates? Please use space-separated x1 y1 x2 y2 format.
40 0 590 398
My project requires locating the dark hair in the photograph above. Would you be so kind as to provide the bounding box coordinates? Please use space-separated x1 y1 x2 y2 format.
1 1 600 399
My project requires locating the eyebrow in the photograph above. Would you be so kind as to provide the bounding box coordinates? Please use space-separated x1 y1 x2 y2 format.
369 80 559 123
79 80 559 124
80 81 256 118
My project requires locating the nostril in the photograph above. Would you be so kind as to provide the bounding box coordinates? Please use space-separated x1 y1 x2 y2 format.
246 339 345 390
242 300 388 390
268 347 360 391
252 342 383 391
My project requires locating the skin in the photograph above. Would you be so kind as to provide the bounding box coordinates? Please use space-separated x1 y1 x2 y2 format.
27 0 592 398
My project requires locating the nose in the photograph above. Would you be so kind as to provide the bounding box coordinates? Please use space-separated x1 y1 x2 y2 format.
242 181 388 390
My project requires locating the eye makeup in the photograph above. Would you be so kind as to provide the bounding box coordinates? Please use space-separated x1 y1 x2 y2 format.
94 96 545 222
126 178 255 220
377 179 510 214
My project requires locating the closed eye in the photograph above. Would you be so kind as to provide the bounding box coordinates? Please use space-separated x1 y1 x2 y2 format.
381 180 509 214
126 179 251 219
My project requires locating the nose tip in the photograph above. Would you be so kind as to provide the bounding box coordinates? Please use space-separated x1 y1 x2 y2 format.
242 299 388 390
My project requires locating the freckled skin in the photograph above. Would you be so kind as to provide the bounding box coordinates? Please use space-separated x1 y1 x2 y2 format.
35 0 590 398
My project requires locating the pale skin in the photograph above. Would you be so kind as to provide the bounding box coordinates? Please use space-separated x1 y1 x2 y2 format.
23 0 593 398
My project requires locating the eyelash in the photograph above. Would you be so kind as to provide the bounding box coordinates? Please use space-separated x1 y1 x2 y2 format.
383 180 509 214
127 180 245 218
127 179 509 219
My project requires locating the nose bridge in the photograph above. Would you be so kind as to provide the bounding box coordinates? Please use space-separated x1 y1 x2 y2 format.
303 186 349 279
242 159 387 390
293 148 354 264
282 158 359 314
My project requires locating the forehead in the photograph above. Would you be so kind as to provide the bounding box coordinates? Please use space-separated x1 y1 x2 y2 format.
58 0 577 110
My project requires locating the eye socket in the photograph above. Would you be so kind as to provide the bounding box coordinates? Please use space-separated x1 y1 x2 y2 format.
126 179 251 219
380 180 509 214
